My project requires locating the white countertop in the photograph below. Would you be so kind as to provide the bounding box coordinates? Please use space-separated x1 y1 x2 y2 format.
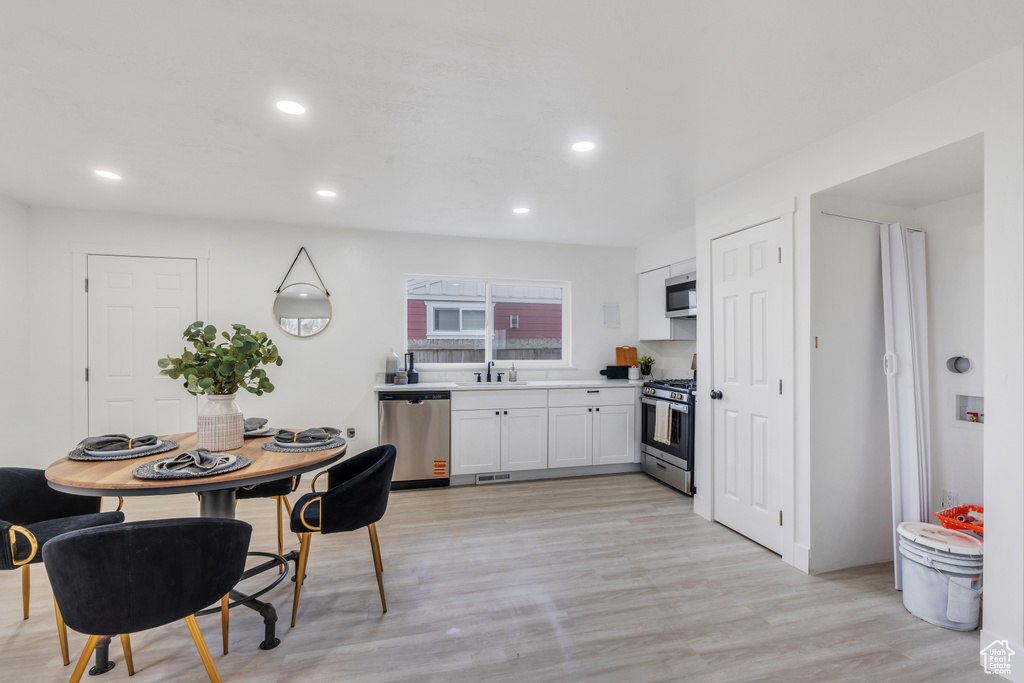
374 379 643 392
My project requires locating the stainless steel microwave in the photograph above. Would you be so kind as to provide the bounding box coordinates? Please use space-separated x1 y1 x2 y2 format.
665 273 696 318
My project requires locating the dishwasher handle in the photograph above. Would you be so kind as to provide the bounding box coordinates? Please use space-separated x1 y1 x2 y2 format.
378 391 451 401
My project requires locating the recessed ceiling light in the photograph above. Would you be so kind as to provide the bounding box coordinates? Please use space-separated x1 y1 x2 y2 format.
276 100 306 115
513 207 530 214
571 141 596 152
299 292 308 297
94 169 121 180
315 189 336 197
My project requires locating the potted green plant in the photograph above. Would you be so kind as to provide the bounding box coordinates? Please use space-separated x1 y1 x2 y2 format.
638 355 655 377
158 322 283 450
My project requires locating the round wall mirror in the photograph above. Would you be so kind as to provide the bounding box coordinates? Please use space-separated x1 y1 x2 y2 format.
273 283 332 338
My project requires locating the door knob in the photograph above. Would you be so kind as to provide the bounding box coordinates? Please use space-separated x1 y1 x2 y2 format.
710 390 723 400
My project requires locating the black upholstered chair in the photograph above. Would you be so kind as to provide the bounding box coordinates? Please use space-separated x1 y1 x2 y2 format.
235 475 302 568
44 518 252 683
0 467 124 665
289 445 397 627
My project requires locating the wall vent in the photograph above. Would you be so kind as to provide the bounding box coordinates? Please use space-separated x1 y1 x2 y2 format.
476 473 512 484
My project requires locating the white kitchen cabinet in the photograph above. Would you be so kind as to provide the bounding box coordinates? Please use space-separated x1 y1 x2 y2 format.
547 390 637 468
638 266 671 341
451 391 548 475
593 404 635 465
548 407 593 467
500 408 548 471
450 409 502 475
638 262 697 341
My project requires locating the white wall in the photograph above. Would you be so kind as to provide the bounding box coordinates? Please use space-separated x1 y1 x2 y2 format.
807 196 915 573
918 192 985 508
635 225 695 274
23 208 640 471
0 194 31 464
690 46 1022 671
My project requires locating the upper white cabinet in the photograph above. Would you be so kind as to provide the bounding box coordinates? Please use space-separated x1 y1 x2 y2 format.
638 266 671 341
638 260 697 341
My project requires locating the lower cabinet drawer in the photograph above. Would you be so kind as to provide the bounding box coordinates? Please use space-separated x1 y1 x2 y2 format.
548 387 636 407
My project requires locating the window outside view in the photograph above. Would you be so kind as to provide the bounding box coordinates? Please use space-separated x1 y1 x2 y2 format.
407 278 563 363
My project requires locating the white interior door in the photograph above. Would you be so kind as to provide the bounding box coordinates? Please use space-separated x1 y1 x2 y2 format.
87 255 198 436
711 220 784 554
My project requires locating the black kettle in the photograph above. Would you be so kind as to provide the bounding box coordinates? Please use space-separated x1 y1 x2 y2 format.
405 352 419 385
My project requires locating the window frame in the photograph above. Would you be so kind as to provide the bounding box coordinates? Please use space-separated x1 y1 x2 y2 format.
425 301 487 338
406 275 572 369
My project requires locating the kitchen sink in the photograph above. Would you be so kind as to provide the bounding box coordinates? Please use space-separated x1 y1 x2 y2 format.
454 381 531 386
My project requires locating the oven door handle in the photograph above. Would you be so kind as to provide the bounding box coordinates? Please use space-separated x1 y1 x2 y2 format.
641 397 689 412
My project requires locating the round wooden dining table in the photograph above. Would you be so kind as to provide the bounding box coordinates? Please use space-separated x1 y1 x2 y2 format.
44 432 348 660
46 432 347 518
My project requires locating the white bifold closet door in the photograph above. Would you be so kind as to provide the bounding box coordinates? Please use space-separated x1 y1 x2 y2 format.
879 223 931 590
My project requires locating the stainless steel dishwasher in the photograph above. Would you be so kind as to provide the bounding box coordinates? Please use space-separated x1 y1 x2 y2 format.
378 391 451 489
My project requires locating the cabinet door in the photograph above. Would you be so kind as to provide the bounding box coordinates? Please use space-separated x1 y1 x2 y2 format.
638 266 671 341
451 409 502 475
548 406 593 468
501 408 548 471
593 404 636 465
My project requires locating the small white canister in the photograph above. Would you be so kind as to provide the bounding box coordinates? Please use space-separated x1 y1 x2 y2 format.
628 367 640 380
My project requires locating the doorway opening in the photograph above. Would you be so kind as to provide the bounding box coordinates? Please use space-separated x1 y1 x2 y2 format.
807 134 984 573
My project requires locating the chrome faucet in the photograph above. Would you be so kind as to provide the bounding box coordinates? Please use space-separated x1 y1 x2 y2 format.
486 361 494 382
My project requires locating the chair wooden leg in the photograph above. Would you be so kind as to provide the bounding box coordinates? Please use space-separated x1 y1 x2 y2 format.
69 635 101 683
184 614 221 683
119 634 134 676
276 496 284 574
221 595 229 655
54 596 70 666
290 532 312 627
22 564 30 619
368 524 387 613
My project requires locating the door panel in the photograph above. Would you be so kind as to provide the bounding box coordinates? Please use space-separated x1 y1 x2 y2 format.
712 221 784 554
548 407 592 468
88 255 198 436
451 410 501 475
593 405 635 465
501 408 548 471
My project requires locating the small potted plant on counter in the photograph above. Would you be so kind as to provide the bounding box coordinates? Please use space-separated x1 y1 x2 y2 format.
158 322 283 450
638 355 655 378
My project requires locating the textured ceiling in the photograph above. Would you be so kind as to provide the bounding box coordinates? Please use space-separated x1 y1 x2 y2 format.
1 1 1023 246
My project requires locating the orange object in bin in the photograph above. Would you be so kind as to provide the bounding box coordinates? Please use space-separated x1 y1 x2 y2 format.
933 504 984 534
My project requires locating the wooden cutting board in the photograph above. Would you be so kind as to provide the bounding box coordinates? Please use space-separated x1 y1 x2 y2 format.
615 346 638 367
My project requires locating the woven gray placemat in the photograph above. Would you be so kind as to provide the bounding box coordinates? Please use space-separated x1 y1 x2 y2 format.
132 454 251 480
244 428 279 439
68 439 180 462
262 437 346 453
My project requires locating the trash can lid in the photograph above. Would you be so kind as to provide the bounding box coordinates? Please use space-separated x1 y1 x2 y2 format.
897 521 983 556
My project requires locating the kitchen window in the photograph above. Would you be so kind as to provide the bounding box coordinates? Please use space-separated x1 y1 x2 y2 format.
406 277 570 366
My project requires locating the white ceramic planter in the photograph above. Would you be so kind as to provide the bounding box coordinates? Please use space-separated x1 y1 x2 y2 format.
197 394 244 451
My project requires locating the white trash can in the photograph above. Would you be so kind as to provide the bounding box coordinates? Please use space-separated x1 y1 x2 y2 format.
897 522 983 631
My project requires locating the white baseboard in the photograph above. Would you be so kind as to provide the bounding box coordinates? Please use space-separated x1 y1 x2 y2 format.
793 543 811 574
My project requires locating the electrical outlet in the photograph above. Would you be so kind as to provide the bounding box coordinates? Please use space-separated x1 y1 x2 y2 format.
347 427 356 439
941 489 959 509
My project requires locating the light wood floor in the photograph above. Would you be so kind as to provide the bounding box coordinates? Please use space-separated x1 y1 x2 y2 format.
3 473 987 682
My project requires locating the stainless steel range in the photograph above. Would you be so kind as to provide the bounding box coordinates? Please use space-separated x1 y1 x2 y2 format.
640 379 695 495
